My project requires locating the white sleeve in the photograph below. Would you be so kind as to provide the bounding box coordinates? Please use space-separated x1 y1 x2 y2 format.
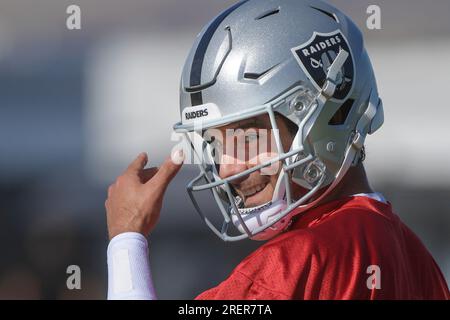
107 232 157 300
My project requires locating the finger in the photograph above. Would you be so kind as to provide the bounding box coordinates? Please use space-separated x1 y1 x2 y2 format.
126 152 148 174
148 156 183 189
170 148 185 166
138 167 158 184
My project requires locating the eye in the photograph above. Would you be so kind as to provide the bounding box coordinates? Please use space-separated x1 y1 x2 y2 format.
208 138 223 159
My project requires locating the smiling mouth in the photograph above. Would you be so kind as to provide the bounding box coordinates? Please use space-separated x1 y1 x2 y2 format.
241 183 268 197
236 182 270 206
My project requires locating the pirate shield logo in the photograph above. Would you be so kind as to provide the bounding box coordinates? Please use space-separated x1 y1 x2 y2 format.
292 30 355 101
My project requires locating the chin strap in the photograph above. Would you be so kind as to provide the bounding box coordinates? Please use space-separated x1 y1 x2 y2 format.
230 199 288 241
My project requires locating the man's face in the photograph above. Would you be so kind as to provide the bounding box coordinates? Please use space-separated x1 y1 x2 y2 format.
211 114 295 208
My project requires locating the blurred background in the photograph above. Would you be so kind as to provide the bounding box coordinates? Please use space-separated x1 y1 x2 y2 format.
0 0 449 299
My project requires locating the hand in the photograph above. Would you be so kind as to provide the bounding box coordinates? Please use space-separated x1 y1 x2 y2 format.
105 152 183 240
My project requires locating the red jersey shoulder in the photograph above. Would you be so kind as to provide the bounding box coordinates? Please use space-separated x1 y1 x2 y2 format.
196 197 450 299
198 197 393 300
231 197 395 296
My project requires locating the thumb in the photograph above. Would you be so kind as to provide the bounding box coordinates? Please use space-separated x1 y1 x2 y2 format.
126 152 148 174
149 155 183 189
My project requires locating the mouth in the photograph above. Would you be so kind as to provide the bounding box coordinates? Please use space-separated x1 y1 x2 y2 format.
238 182 271 207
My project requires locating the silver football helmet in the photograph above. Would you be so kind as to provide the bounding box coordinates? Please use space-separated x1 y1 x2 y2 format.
173 0 384 241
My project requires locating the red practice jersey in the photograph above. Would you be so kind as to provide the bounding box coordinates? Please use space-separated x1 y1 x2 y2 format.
196 196 450 300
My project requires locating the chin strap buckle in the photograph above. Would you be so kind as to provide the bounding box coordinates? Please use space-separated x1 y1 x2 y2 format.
352 131 364 150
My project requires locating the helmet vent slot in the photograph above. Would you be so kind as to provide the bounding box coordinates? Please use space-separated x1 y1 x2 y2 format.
310 6 339 23
329 99 354 125
255 7 280 20
243 63 279 81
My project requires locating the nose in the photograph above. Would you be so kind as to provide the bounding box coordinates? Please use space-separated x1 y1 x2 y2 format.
217 133 256 181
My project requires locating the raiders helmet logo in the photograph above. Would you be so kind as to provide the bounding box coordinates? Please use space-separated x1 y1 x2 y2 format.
291 30 355 101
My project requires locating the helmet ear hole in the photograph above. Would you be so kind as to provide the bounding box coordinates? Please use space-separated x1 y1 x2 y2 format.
328 99 354 125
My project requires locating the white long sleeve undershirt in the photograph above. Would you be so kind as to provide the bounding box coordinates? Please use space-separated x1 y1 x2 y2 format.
107 232 157 300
